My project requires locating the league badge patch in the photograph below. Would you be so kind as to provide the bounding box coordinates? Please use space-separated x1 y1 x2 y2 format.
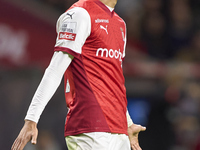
59 22 77 41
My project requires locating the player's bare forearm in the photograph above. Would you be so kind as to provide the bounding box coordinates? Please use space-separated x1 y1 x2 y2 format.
11 120 38 150
128 123 146 150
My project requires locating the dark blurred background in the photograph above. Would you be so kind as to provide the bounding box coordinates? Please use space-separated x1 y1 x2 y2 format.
1 0 200 149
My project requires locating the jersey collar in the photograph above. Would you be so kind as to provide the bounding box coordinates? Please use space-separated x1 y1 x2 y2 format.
94 0 114 17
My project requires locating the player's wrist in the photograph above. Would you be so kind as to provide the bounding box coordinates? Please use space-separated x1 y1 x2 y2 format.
24 119 37 128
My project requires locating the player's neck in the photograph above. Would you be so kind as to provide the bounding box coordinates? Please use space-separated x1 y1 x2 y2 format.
99 0 117 8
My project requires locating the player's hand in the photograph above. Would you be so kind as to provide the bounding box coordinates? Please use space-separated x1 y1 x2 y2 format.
128 123 146 150
11 120 38 150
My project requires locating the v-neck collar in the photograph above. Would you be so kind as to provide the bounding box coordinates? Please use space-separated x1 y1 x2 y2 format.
93 0 114 17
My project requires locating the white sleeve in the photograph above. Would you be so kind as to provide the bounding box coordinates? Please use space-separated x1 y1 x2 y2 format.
123 24 127 58
55 7 91 54
126 109 133 127
25 51 73 123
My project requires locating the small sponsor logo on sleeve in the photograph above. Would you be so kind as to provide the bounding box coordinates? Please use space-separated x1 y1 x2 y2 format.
61 22 77 33
66 12 75 19
58 32 76 41
59 22 77 41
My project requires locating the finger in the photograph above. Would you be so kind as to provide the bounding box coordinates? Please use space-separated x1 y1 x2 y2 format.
131 144 136 150
140 126 146 131
135 125 146 132
17 133 32 150
11 139 19 150
17 141 23 150
15 138 27 150
11 140 17 150
13 138 23 150
131 143 142 150
12 139 22 150
31 130 38 144
31 139 37 145
131 144 138 150
14 133 28 150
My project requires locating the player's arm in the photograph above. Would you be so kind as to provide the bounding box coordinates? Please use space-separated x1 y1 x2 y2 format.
126 110 146 150
12 6 91 150
11 51 73 150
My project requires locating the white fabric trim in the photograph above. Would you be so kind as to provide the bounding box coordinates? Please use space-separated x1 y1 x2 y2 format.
126 110 133 127
25 51 73 123
106 5 114 12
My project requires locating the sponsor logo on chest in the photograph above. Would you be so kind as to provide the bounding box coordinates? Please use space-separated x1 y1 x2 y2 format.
95 19 109 23
96 48 123 62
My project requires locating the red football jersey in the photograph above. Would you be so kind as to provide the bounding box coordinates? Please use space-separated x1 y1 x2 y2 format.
54 0 127 136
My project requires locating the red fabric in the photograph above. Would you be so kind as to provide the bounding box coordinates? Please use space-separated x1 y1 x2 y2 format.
55 0 128 136
64 55 111 136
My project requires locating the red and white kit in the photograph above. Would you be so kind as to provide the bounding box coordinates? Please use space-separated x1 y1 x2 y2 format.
54 0 128 137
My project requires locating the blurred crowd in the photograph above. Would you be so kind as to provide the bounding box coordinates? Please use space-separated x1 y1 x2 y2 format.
118 0 200 62
2 0 200 150
37 0 200 61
